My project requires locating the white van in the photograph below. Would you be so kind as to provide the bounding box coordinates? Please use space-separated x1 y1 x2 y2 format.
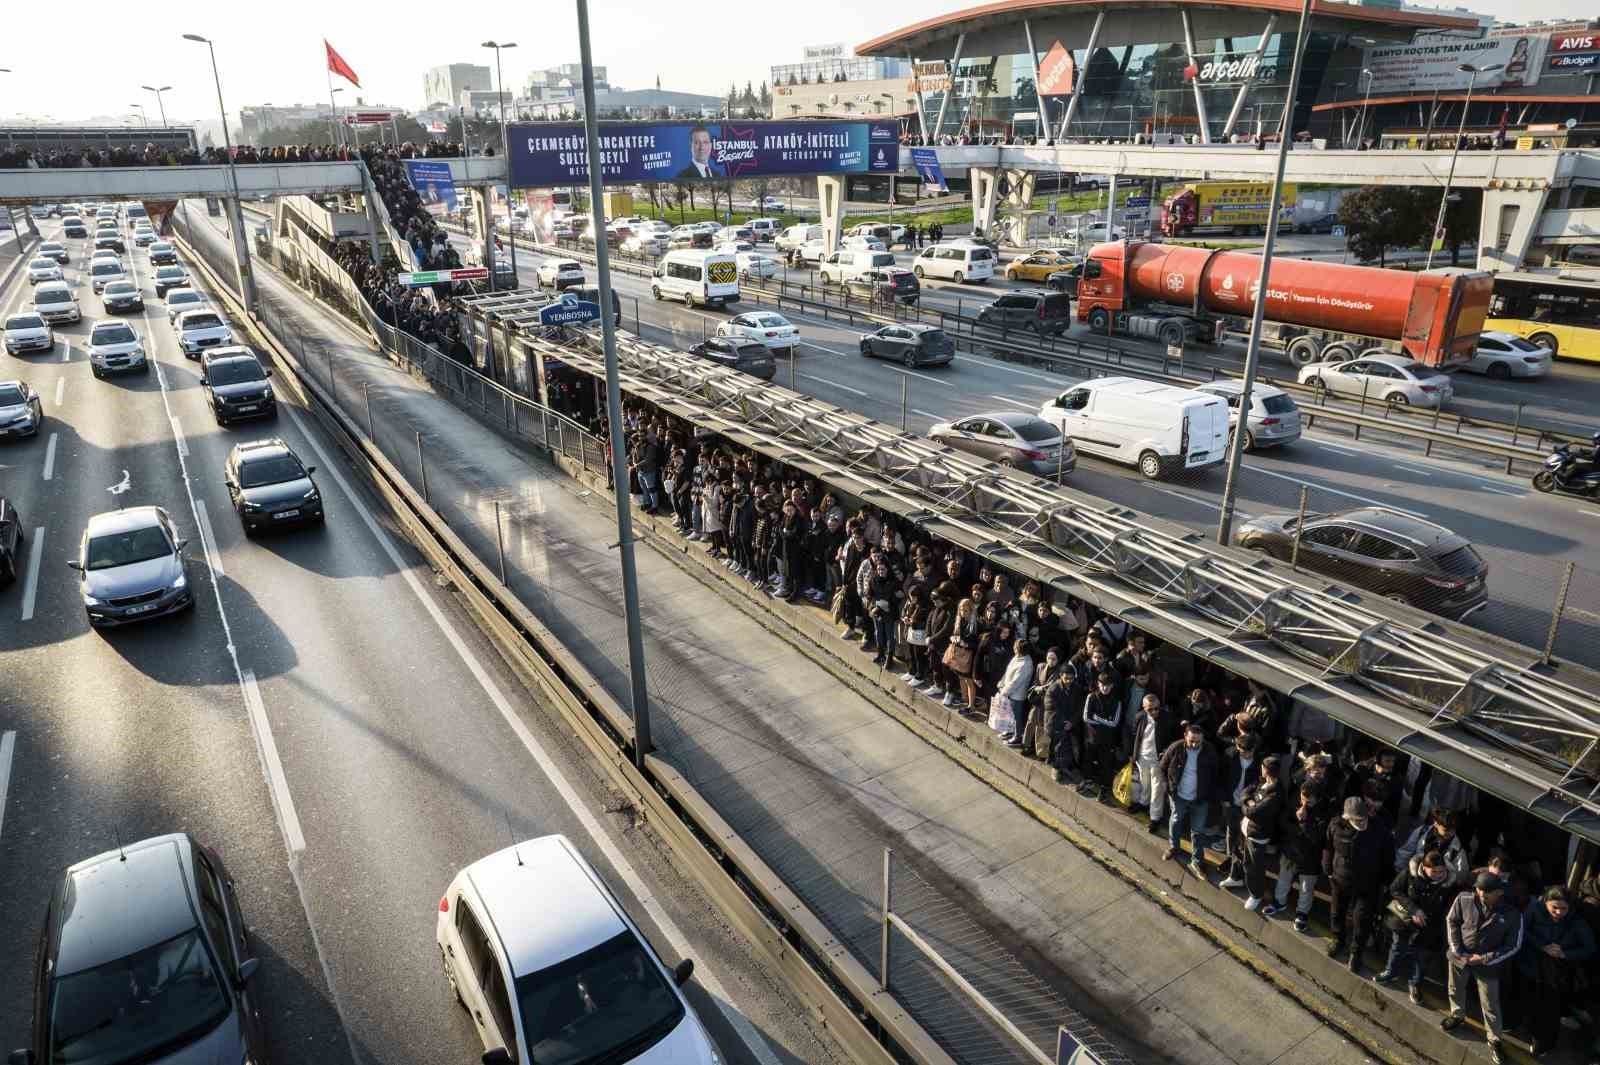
913 242 995 284
748 218 779 241
1036 376 1228 480
652 249 741 308
776 223 823 253
820 249 897 286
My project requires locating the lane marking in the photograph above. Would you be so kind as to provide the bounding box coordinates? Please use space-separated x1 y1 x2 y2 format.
170 416 188 459
954 355 1062 383
59 340 69 363
54 378 64 407
1312 440 1359 455
0 731 14 842
799 341 844 357
1146 484 1218 509
1582 509 1600 519
893 367 955 388
41 433 57 481
278 403 785 1065
194 499 224 578
242 670 305 853
20 527 43 622
911 408 943 419
1391 463 1434 477
987 394 1036 410
1247 465 1429 518
1476 485 1523 497
796 372 867 397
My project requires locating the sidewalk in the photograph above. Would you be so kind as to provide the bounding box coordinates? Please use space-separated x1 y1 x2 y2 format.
240 258 1387 1065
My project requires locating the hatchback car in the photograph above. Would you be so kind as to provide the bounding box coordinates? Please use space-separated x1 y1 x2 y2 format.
0 380 43 440
844 267 921 306
100 280 145 314
86 320 147 377
200 347 276 424
1465 331 1552 379
928 411 1074 475
859 324 955 367
176 309 234 358
89 259 126 294
68 506 193 625
687 337 776 380
437 835 721 1065
1192 380 1303 451
6 834 264 1065
1297 353 1454 409
37 241 69 265
717 312 799 355
1005 251 1078 283
224 438 324 533
63 220 89 238
0 496 23 585
1236 507 1488 618
93 233 127 255
537 260 585 290
976 290 1073 336
154 264 192 299
26 258 63 285
133 227 157 247
165 288 210 325
4 313 54 355
148 240 179 265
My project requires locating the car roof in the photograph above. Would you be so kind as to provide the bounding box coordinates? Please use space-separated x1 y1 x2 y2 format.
1198 379 1288 399
988 410 1056 430
1318 507 1461 549
1076 376 1219 404
34 280 70 294
203 349 260 367
1358 353 1415 368
232 439 293 463
55 834 199 977
90 320 135 335
178 308 222 322
465 836 627 977
86 505 165 537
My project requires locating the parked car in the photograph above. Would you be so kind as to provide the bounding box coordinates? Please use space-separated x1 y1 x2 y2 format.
68 506 194 625
1236 507 1489 618
1192 380 1303 451
1296 353 1454 409
224 438 325 534
1005 251 1078 282
0 379 43 440
1464 330 1552 379
975 290 1073 336
4 313 54 356
928 411 1073 475
687 337 776 379
200 347 276 424
858 324 954 367
0 496 23 585
716 311 799 355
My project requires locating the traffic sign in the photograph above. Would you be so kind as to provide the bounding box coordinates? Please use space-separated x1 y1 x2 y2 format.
538 292 601 326
1126 195 1150 207
1331 224 1346 238
397 266 488 287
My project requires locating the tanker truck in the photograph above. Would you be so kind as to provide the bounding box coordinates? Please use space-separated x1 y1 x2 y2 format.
1073 240 1493 368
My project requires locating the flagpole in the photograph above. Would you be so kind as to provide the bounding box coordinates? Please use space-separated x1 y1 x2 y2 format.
326 67 341 149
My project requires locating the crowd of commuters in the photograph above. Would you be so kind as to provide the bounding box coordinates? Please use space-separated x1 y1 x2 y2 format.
0 139 476 170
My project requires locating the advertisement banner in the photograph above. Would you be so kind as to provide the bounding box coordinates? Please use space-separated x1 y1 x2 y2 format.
1056 1028 1104 1065
1550 51 1600 71
507 120 899 189
912 61 951 95
1037 42 1077 97
910 147 947 195
345 110 398 125
403 160 459 216
1362 28 1547 93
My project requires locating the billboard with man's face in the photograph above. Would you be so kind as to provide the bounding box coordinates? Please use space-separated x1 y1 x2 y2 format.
507 120 900 189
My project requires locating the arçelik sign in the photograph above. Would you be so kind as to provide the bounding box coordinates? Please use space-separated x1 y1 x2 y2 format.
1185 54 1265 83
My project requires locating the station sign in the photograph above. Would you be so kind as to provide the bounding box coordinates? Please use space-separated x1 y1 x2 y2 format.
344 111 398 125
538 293 601 326
397 266 487 286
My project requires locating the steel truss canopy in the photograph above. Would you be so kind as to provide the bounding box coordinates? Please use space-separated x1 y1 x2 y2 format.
517 328 1600 845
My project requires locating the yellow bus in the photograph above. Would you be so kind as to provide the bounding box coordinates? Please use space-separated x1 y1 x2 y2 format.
1486 272 1600 363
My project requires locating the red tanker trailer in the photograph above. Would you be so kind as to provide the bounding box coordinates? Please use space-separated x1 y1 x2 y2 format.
1074 240 1492 368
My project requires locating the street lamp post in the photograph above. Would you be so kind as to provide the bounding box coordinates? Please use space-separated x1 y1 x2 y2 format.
1425 61 1499 269
183 33 257 315
141 85 173 127
129 104 148 127
483 41 519 291
1355 68 1374 148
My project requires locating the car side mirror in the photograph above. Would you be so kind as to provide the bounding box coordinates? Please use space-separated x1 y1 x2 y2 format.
174 539 189 552
199 375 208 384
481 1049 513 1065
65 559 82 571
672 958 694 986
305 466 316 475
264 368 273 377
236 957 259 986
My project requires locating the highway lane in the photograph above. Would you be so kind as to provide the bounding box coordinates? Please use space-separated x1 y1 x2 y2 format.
2 216 847 1065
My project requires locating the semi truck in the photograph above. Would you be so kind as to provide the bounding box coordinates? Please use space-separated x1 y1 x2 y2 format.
1074 240 1493 368
1160 182 1296 237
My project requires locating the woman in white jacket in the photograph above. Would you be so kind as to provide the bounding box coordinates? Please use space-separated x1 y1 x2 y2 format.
991 640 1035 743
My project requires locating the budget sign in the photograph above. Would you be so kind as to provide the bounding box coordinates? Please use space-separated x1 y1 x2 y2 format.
508 120 900 189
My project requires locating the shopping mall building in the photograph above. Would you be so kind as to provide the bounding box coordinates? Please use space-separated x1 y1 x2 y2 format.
850 1 1600 148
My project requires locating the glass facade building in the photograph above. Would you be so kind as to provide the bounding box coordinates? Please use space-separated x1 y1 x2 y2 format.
771 56 912 88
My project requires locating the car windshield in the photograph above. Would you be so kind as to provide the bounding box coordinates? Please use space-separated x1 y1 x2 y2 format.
84 524 173 570
1506 336 1543 352
31 259 55 270
239 454 304 488
169 293 201 308
47 928 230 1065
151 243 172 252
105 283 136 295
0 384 25 406
92 264 121 276
514 930 685 1065
93 325 136 345
753 315 788 328
7 315 44 330
1011 418 1060 442
157 267 185 278
1262 394 1298 415
183 313 224 330
207 360 264 386
35 290 70 305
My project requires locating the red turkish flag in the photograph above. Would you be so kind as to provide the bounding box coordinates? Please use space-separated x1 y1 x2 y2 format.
1183 61 1200 81
325 40 361 88
1037 42 1078 97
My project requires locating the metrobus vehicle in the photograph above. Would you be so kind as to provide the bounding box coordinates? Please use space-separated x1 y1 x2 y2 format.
1485 271 1600 363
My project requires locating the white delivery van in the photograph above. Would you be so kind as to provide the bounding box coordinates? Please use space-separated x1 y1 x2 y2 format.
776 223 823 252
819 249 897 286
1036 376 1228 480
913 242 995 284
652 249 741 308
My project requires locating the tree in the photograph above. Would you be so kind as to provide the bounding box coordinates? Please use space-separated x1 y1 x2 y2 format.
759 81 771 112
726 83 739 116
1439 187 1482 267
1338 185 1427 266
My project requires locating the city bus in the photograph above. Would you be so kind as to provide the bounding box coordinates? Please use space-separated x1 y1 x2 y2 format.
1485 271 1600 363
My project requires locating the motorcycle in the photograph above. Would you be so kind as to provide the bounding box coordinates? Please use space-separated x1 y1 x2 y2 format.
1532 443 1600 498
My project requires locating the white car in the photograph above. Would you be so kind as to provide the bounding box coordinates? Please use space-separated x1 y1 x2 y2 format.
86 320 147 378
132 227 157 247
715 240 756 255
0 379 43 439
1297 352 1454 409
88 260 126 293
27 258 63 285
622 233 669 256
748 195 785 212
736 252 778 280
437 836 722 1065
165 288 209 325
537 259 586 290
841 234 886 252
1065 220 1125 242
175 309 235 358
1464 331 1552 379
788 239 827 266
1192 380 1303 451
717 311 799 354
4 313 54 356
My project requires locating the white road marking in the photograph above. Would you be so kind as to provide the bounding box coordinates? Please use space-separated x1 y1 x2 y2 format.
1146 484 1218 509
19 527 43 622
54 378 64 407
241 670 305 853
797 372 867 397
1311 440 1359 455
169 416 188 459
59 340 70 363
1391 463 1434 477
1247 465 1429 518
194 499 224 578
911 408 943 419
107 469 131 495
799 341 844 357
893 367 955 388
955 355 1061 383
0 731 14 843
41 433 57 481
1582 509 1600 519
987 394 1036 410
278 403 786 1065
1476 485 1522 497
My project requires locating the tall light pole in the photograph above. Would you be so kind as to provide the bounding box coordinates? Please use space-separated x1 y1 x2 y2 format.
576 0 653 767
129 103 149 127
141 85 172 127
1355 68 1374 148
483 41 519 290
1216 0 1313 547
183 33 256 315
1425 61 1499 269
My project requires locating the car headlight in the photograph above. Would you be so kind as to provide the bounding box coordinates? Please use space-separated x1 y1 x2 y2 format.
303 488 321 502
241 500 264 512
171 574 187 590
83 593 102 606
262 385 273 399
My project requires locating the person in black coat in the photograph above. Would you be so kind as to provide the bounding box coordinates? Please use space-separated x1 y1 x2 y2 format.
1079 671 1123 797
1241 755 1284 911
1218 732 1264 889
1160 723 1221 877
1272 782 1331 929
1376 849 1458 1002
1324 796 1398 974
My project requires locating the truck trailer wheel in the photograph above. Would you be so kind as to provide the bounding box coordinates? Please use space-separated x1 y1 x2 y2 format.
1088 307 1111 335
1286 336 1320 366
1158 321 1186 349
1320 342 1355 364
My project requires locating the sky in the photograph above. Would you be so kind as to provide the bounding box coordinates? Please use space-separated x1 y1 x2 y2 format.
0 0 1588 127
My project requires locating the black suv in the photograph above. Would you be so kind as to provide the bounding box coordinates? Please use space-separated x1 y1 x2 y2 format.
224 438 324 533
0 495 23 585
1236 507 1489 619
976 290 1072 336
200 347 276 425
687 337 776 380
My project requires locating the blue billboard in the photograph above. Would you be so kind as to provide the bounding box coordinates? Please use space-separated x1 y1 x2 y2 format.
507 120 900 189
910 147 947 195
403 160 458 216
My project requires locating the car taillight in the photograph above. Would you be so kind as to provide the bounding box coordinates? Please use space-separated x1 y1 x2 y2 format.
1021 449 1046 460
1260 417 1280 426
765 330 776 337
1523 356 1543 363
1420 384 1438 393
1181 414 1190 453
438 895 450 913
1425 576 1465 590
1037 304 1045 318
